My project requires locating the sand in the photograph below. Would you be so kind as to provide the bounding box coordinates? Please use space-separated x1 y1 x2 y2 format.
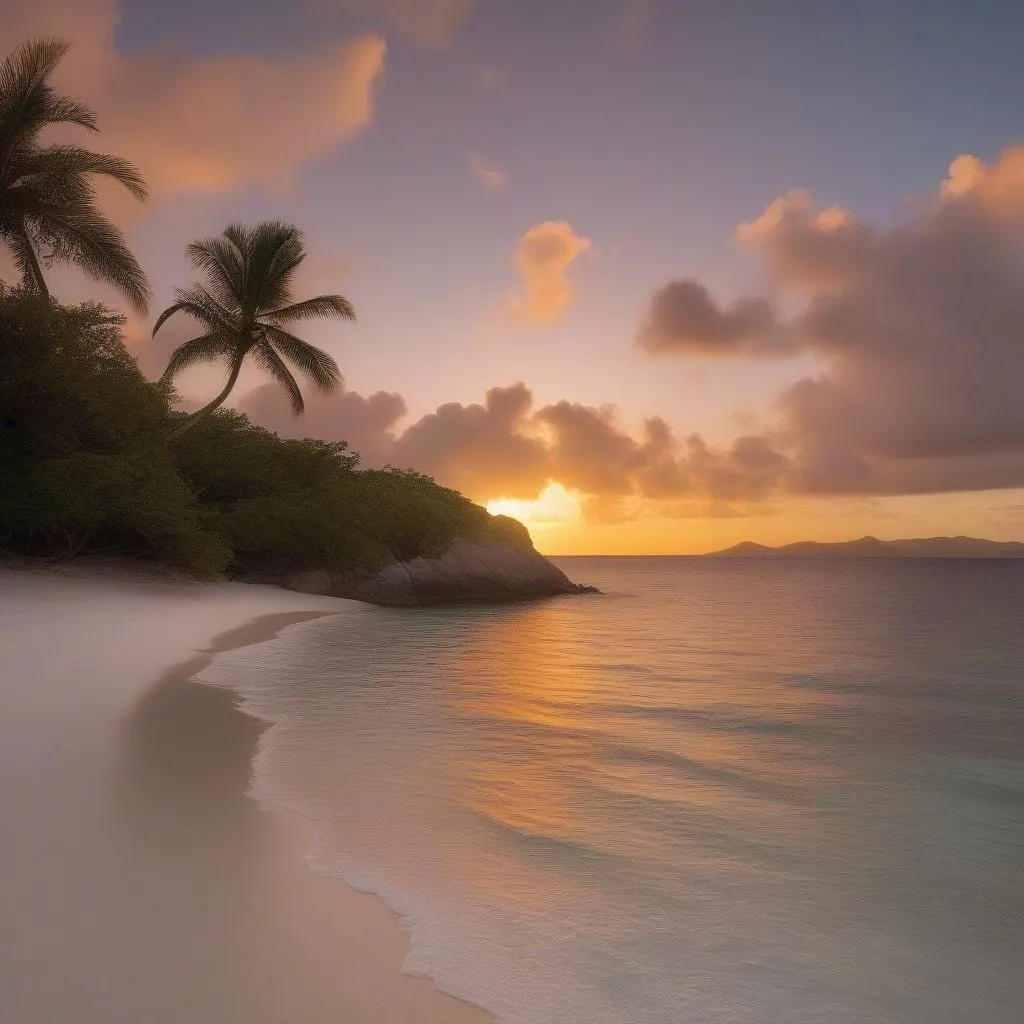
0 561 490 1024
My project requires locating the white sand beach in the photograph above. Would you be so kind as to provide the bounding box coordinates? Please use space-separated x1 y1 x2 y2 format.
0 562 490 1024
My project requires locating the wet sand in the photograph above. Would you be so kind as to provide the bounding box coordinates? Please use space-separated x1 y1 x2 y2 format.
0 564 490 1024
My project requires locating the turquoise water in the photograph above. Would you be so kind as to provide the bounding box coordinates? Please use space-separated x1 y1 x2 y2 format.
205 558 1024 1023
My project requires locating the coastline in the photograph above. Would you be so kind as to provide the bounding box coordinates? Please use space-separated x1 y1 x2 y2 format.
184 610 494 1024
0 564 491 1024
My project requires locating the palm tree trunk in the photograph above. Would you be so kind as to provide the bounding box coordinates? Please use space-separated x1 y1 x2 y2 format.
19 234 49 298
166 357 245 441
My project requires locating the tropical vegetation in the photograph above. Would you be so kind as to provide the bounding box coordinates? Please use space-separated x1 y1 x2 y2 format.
0 36 526 581
0 286 524 576
156 221 353 439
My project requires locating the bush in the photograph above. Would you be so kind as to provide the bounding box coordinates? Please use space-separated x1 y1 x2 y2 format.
0 289 228 574
172 418 525 574
0 288 532 580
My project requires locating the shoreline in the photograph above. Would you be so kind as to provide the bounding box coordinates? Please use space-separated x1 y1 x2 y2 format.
0 564 491 1024
185 609 494 1024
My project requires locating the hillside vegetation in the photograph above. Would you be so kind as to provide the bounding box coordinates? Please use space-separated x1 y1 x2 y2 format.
0 289 530 577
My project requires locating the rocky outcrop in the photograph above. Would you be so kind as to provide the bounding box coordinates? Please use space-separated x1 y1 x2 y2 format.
278 537 596 607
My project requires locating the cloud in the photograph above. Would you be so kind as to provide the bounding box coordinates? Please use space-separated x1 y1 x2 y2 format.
643 144 1024 498
637 280 784 356
332 0 474 45
236 378 789 518
536 401 788 513
507 221 592 323
107 38 385 194
392 384 550 499
5 0 386 196
734 189 876 292
469 149 510 190
237 383 407 468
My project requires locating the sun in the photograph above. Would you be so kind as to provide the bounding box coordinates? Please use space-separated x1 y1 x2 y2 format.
486 483 582 529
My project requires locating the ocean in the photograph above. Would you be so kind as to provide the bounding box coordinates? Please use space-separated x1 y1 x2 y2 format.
202 557 1024 1024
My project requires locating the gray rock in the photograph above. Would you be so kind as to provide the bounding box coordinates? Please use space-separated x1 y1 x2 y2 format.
280 537 595 607
283 568 333 595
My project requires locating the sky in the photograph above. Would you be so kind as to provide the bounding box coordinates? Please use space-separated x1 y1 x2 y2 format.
6 0 1024 553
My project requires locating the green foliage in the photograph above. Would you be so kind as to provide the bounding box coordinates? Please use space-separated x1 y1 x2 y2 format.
171 409 359 504
0 289 166 462
0 288 227 574
0 288 528 581
171 415 515 573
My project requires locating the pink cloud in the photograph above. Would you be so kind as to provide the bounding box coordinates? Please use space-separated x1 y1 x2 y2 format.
640 144 1024 497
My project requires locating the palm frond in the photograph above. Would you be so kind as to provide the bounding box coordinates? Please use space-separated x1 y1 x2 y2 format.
30 198 150 312
21 145 148 201
265 294 356 323
247 221 305 312
170 283 239 334
161 332 232 381
151 301 188 337
0 39 71 98
263 323 342 393
153 286 238 338
0 39 96 147
252 341 305 415
186 234 245 311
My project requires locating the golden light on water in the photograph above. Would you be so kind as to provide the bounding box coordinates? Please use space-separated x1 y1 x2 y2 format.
486 483 582 529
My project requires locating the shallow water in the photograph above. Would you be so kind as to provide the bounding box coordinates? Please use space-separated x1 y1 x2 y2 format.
205 558 1024 1024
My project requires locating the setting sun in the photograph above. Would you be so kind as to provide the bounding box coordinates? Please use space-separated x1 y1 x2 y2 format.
486 484 582 530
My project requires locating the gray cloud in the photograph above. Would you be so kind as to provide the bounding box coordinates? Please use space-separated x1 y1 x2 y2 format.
643 145 1024 497
236 383 406 468
637 280 783 356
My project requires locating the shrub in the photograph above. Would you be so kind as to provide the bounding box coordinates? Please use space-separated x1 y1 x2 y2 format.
0 287 532 580
0 288 228 573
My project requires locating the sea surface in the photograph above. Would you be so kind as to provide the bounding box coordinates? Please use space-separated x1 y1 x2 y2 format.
203 558 1024 1024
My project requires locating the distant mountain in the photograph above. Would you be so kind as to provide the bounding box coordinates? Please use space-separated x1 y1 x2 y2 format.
706 536 1024 558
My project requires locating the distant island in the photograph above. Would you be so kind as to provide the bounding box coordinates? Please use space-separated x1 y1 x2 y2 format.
706 536 1024 558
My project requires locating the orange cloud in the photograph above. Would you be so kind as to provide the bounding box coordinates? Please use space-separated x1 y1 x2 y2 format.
236 379 788 519
469 149 510 190
507 221 592 323
939 146 1024 218
5 0 385 196
734 188 873 292
106 38 385 194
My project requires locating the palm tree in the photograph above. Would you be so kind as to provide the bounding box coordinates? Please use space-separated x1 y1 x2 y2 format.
0 38 150 310
155 221 353 439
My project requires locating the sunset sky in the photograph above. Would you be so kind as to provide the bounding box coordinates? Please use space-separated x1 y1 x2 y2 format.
7 0 1024 553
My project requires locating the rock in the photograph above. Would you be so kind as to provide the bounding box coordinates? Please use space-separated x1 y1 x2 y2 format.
280 537 596 607
283 568 332 595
